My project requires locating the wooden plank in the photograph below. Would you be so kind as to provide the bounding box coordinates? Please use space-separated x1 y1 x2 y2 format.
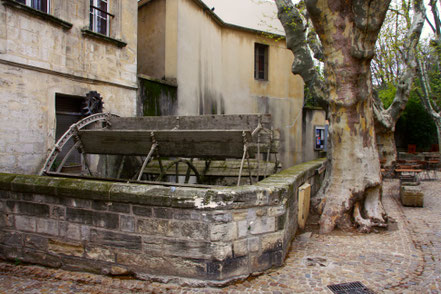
108 114 272 131
106 115 279 154
78 130 154 155
298 183 311 230
78 130 252 158
142 159 277 177
395 169 423 172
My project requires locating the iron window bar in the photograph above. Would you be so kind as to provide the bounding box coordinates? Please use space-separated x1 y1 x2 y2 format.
90 5 114 17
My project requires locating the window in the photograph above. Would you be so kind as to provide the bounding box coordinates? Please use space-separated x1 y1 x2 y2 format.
15 0 49 13
90 0 110 36
254 43 269 81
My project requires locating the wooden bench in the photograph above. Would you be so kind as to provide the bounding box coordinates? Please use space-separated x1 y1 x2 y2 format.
395 168 422 184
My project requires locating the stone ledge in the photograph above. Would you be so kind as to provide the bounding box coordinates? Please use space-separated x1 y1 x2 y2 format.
81 29 127 48
0 158 326 209
0 173 16 190
2 0 73 30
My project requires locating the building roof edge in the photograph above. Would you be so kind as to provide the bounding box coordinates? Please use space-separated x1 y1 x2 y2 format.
138 0 285 39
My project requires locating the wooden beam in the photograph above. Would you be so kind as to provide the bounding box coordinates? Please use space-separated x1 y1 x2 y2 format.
142 159 277 177
78 130 252 158
107 114 272 131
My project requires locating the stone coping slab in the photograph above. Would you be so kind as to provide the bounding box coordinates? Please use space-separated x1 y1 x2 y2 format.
0 158 326 210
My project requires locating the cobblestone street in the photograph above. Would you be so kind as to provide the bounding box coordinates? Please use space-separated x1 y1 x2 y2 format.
0 175 439 294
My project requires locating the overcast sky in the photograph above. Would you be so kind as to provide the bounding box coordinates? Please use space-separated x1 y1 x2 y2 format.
199 0 436 39
200 0 285 34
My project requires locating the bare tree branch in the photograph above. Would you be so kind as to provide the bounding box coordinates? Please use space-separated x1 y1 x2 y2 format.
417 57 440 117
386 0 426 122
430 0 441 37
307 29 324 61
374 0 425 123
426 15 437 33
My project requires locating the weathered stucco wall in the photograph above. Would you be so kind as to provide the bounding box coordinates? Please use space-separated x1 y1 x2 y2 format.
0 0 138 174
177 0 304 168
138 0 166 78
137 0 305 168
0 158 326 285
174 0 304 116
176 0 224 115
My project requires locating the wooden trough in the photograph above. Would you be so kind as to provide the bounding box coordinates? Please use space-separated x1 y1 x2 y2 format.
40 113 280 186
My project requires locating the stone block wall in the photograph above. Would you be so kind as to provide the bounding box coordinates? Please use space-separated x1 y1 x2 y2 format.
0 0 137 86
0 66 138 174
0 158 326 285
400 185 424 207
0 0 138 174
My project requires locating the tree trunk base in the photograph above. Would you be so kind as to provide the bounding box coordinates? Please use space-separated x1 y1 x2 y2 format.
316 179 388 234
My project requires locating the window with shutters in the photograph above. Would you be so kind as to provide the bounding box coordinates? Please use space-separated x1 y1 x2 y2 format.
254 43 269 81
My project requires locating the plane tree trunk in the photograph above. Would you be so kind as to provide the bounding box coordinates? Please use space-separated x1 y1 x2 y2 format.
375 128 397 169
302 0 391 233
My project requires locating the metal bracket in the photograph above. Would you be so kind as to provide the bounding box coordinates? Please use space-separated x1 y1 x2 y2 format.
72 125 93 176
136 132 158 181
237 131 253 186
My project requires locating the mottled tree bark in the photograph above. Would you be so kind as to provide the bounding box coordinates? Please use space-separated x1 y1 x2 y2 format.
436 121 441 152
275 0 327 106
374 0 426 169
375 128 397 168
276 0 428 232
302 0 391 233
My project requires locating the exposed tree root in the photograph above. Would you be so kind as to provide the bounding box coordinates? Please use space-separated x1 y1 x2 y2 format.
363 185 388 224
316 183 388 234
354 201 387 233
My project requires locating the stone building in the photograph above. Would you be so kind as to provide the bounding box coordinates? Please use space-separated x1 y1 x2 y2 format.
0 0 138 174
137 0 325 168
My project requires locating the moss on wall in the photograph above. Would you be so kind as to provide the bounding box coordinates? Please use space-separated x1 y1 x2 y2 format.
140 78 177 116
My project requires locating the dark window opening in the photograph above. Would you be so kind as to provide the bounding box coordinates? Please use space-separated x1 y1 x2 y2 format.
55 94 84 170
254 43 268 81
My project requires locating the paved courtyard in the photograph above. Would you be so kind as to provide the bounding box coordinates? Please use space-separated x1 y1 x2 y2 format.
0 175 439 293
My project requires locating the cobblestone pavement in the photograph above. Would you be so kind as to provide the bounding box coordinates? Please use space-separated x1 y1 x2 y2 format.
0 175 440 294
